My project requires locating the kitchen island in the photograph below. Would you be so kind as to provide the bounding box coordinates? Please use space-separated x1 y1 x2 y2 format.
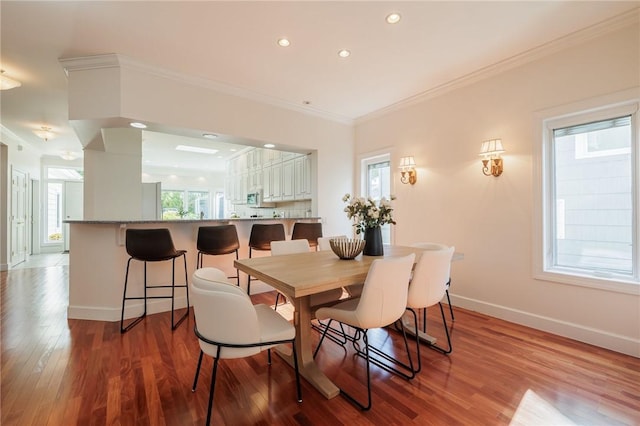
65 217 321 321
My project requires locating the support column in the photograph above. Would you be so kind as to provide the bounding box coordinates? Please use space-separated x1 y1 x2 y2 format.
83 128 143 220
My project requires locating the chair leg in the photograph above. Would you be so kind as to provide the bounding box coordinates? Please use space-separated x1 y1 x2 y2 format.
407 308 423 373
313 319 333 358
234 251 240 287
171 254 189 330
247 248 253 295
274 293 281 310
339 329 373 411
427 302 453 354
312 320 348 347
120 258 147 333
192 350 204 391
205 347 222 426
445 280 454 321
351 322 416 380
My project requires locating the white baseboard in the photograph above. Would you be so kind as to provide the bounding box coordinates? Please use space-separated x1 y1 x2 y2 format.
451 295 640 358
68 296 189 322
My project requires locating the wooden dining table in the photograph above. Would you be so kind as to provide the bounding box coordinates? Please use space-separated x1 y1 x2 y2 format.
234 245 429 399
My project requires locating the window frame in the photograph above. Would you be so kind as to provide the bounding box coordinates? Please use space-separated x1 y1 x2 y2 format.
42 165 83 247
533 90 640 295
359 150 394 245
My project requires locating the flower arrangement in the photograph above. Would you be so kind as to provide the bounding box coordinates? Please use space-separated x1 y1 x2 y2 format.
342 193 396 234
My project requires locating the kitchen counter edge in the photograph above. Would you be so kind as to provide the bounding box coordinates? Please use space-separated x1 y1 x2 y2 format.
64 217 321 224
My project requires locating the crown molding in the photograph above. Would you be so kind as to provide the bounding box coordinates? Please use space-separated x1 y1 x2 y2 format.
59 54 354 126
356 7 640 125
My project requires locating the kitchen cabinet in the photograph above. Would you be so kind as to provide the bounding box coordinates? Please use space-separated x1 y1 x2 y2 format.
268 161 283 201
294 154 312 200
227 148 312 205
281 158 295 201
262 166 273 200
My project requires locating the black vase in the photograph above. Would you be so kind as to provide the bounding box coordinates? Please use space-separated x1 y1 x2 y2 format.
363 226 383 256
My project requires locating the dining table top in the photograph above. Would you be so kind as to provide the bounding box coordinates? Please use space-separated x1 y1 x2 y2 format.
234 245 463 299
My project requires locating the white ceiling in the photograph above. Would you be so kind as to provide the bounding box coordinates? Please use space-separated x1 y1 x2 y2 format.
1 1 638 171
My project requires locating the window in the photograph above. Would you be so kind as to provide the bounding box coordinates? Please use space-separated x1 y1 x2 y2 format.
361 153 392 244
537 98 639 291
162 189 212 219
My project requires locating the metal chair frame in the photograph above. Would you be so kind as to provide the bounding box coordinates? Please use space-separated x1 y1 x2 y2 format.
192 326 302 425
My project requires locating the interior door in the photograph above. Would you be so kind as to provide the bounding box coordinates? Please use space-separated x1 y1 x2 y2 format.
63 181 83 252
10 168 27 267
31 179 40 254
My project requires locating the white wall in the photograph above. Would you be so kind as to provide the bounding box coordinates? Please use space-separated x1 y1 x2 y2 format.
355 23 640 356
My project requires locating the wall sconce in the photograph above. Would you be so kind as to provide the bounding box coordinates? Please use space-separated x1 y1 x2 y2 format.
34 126 55 142
399 156 417 185
479 139 504 177
0 70 21 90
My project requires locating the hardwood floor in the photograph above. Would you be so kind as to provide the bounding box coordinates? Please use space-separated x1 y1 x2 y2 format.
2 260 639 425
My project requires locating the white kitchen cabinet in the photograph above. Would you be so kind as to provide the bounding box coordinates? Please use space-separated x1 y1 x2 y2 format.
262 166 272 200
281 159 295 201
227 148 313 205
270 161 283 201
294 154 312 200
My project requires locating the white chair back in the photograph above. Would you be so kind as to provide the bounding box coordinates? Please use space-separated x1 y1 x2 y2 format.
317 235 347 251
354 253 415 329
271 239 310 255
192 267 233 290
191 280 262 359
407 246 454 309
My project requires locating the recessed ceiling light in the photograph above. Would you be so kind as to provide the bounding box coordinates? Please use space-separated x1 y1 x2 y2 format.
176 145 219 155
338 49 351 58
230 148 237 152
202 133 218 139
130 122 147 129
264 143 276 148
277 38 291 47
386 13 401 24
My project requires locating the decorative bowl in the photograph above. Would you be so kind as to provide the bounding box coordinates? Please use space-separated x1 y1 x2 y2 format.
329 238 365 260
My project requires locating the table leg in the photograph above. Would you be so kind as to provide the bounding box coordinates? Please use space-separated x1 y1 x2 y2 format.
275 296 340 399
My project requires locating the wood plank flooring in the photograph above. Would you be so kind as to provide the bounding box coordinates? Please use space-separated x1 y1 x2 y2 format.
2 261 639 425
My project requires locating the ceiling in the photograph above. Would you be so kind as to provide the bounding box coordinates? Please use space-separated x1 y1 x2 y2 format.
1 1 638 172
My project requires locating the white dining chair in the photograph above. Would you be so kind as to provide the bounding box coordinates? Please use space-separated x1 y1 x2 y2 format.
313 253 415 411
411 242 455 321
193 266 233 288
190 275 302 425
404 246 455 372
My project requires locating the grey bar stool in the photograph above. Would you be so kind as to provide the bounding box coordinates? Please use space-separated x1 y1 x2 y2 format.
247 223 285 295
196 225 240 286
120 228 189 333
291 222 323 250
